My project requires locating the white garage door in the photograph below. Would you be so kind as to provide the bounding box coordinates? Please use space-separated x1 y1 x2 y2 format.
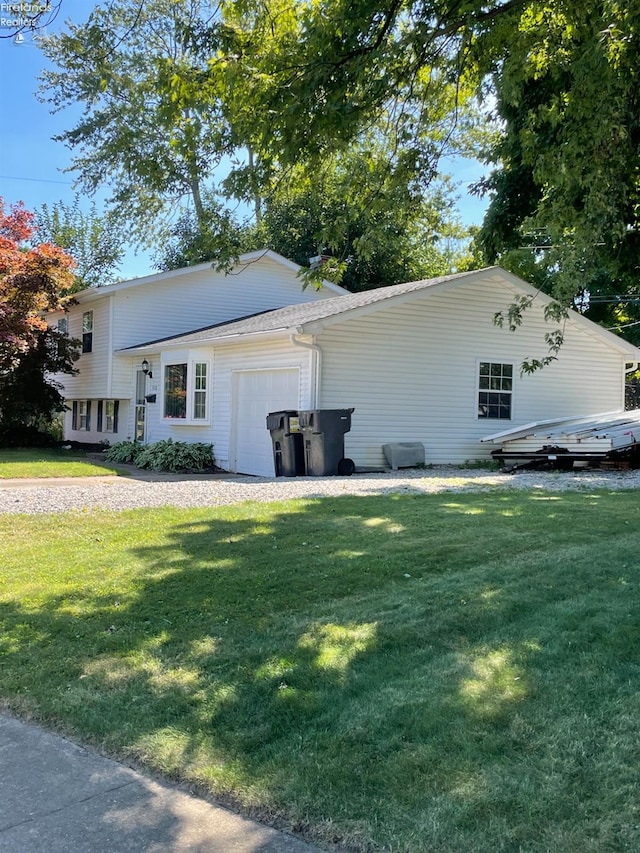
232 368 300 476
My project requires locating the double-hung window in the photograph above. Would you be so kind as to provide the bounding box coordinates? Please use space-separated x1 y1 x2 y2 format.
97 400 119 433
193 363 208 419
478 362 513 419
82 311 93 353
72 400 91 431
163 361 209 422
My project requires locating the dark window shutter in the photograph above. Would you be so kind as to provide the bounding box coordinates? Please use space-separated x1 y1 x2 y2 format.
86 401 92 432
113 401 119 433
72 401 78 430
97 401 103 432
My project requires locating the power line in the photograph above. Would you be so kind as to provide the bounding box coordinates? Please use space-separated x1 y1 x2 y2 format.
607 319 640 331
0 174 73 186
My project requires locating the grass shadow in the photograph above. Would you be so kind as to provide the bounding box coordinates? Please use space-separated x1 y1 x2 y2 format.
2 490 640 850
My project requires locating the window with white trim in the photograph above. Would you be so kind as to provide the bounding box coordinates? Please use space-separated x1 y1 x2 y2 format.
79 400 89 430
164 364 188 418
478 362 513 419
104 400 117 432
193 362 207 419
57 316 68 336
97 400 119 433
82 311 93 353
163 361 209 422
72 400 91 431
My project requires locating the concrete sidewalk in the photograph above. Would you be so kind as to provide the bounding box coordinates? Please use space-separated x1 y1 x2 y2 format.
0 713 324 853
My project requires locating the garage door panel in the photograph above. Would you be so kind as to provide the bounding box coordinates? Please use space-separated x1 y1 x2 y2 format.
233 369 300 476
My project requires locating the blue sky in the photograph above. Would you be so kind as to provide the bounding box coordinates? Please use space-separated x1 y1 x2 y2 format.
0 0 488 281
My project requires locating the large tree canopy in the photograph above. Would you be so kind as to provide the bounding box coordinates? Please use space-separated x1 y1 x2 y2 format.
40 0 640 330
39 0 232 242
217 0 640 322
476 2 640 340
155 137 476 288
39 0 481 288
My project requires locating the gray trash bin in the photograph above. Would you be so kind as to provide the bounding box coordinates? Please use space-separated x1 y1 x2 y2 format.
298 408 355 476
266 411 305 477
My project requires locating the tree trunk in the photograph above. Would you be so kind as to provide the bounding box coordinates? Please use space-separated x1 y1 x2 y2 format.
248 147 262 225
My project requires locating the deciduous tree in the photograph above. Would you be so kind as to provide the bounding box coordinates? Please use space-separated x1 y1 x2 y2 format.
34 196 125 290
39 0 231 243
0 199 75 372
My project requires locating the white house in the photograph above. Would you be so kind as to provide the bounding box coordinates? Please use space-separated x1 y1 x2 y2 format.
49 257 640 476
47 250 346 453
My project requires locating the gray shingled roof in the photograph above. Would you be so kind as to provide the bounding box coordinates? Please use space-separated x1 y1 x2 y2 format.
121 268 487 352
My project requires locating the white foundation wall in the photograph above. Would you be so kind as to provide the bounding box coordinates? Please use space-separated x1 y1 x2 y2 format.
316 276 628 467
62 400 130 446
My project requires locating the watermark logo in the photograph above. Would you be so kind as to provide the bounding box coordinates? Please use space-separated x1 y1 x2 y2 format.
1 2 51 32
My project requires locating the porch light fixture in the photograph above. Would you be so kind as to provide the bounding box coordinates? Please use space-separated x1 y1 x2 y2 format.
141 359 153 379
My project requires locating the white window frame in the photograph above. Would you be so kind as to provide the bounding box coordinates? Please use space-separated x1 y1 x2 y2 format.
104 400 117 433
192 361 208 420
477 360 514 420
82 310 93 353
162 357 210 424
78 400 89 430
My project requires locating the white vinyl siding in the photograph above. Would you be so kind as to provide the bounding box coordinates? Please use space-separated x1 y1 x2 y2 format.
48 254 341 418
108 260 335 400
111 259 335 349
316 276 628 467
50 299 111 400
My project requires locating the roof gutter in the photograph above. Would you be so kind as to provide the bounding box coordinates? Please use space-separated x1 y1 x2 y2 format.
289 332 322 408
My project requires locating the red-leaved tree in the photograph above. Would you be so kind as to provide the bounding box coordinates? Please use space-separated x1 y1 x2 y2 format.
0 198 75 372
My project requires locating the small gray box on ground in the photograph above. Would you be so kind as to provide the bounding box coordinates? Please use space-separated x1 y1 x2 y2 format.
382 442 425 470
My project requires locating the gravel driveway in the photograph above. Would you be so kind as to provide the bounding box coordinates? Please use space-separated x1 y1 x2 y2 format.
2 466 640 515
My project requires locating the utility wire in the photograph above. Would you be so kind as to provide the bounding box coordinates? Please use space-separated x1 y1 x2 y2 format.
0 175 73 185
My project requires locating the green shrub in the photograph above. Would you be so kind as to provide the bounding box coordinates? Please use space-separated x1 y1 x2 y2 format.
104 440 142 465
134 439 215 472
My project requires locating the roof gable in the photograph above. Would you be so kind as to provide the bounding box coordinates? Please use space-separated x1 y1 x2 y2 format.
69 249 348 305
120 266 640 360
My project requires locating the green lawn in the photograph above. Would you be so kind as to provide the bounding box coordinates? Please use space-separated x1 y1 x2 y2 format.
0 448 120 478
2 490 640 851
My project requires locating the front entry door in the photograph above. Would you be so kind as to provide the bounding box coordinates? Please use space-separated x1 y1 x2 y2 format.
134 370 146 441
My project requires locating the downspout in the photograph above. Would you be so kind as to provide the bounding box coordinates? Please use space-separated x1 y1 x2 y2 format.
289 332 322 408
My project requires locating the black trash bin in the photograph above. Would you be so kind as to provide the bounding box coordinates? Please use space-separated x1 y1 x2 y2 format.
266 410 305 477
298 408 355 476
